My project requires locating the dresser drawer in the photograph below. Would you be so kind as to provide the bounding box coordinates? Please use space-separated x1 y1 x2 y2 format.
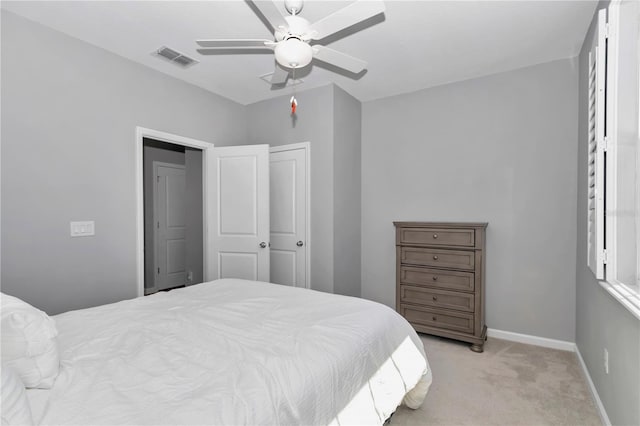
401 285 474 312
401 247 475 270
398 227 475 247
400 304 474 334
400 266 475 292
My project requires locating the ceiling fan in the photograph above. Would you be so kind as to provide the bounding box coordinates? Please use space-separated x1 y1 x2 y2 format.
196 0 385 84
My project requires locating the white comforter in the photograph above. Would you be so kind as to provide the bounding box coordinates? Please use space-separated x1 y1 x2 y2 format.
29 279 431 425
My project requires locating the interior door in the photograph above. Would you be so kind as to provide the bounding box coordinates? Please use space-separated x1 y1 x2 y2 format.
211 145 270 281
154 162 187 291
269 145 308 288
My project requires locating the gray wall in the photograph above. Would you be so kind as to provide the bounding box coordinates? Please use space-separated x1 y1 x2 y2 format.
246 84 362 295
361 58 579 342
333 86 362 297
246 85 336 294
143 143 185 290
1 11 246 314
575 3 640 425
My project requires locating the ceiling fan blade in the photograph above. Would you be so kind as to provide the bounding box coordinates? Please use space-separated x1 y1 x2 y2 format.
312 46 367 73
270 64 290 85
308 0 385 41
196 39 274 48
197 48 273 56
249 0 289 33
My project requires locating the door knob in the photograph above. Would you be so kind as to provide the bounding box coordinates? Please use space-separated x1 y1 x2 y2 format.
296 241 304 247
259 242 267 248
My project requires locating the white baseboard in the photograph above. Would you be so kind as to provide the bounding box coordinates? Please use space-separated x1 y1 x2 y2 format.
487 328 575 351
575 346 612 426
487 328 611 425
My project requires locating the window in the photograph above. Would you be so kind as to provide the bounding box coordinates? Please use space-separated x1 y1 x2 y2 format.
588 1 640 317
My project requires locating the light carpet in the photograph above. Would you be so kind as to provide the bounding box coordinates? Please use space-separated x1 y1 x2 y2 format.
391 334 601 425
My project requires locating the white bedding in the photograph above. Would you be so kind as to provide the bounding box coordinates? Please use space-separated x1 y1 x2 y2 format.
27 279 431 425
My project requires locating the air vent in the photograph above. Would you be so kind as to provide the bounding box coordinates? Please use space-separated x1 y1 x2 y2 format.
155 46 198 68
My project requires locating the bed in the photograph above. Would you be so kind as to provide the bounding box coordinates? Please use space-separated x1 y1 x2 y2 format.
18 279 432 425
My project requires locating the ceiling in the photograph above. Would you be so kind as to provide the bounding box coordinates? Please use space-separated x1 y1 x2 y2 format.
2 0 598 105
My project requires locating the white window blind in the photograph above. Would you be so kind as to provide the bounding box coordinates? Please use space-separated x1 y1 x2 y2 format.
587 8 607 280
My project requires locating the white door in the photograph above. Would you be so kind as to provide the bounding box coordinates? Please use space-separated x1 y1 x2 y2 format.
154 162 187 291
269 144 309 288
211 145 270 282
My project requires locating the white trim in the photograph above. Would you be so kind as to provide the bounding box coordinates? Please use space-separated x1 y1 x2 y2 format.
269 142 311 289
488 328 612 425
575 346 612 426
269 142 309 153
600 0 640 321
599 280 640 320
605 1 620 286
135 127 214 298
487 328 575 352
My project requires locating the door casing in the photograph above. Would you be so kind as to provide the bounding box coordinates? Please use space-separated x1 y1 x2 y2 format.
135 127 213 297
136 131 311 295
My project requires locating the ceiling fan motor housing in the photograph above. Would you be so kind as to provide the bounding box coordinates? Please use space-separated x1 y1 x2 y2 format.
275 38 313 68
275 15 312 42
273 15 314 68
196 0 383 75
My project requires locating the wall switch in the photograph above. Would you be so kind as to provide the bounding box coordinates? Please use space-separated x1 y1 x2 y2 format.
70 221 95 237
604 348 609 374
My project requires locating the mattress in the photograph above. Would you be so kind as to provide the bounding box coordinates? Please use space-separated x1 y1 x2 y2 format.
27 279 432 425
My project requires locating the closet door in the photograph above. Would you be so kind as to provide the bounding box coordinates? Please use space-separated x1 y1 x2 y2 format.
154 162 187 291
269 144 309 288
210 145 270 282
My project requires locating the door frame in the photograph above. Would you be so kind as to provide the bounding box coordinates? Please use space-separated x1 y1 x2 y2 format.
135 127 214 297
151 161 186 295
269 142 311 289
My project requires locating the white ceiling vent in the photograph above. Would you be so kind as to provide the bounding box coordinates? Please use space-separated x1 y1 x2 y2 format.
155 46 198 68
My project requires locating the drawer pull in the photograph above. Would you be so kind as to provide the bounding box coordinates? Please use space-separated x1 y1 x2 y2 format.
433 255 439 260
433 234 438 239
432 316 437 321
432 296 438 301
432 276 438 281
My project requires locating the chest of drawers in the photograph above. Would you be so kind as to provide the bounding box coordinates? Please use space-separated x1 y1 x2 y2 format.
394 222 488 352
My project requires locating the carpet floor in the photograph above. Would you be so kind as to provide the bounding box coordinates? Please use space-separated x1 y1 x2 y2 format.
390 334 601 426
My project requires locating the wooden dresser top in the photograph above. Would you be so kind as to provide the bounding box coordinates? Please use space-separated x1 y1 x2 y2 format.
394 222 488 229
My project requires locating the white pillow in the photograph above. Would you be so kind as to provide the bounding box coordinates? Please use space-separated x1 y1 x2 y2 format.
1 294 59 388
1 364 34 426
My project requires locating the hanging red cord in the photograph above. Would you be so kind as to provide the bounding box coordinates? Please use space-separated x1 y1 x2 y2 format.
290 96 298 115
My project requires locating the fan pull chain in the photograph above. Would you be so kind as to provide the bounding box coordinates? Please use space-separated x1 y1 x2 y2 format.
290 68 298 115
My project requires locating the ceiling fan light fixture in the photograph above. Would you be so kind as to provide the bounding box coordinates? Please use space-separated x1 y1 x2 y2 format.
284 0 304 15
196 0 382 76
275 39 313 69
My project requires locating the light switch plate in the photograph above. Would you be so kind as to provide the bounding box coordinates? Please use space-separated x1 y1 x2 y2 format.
70 221 95 237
